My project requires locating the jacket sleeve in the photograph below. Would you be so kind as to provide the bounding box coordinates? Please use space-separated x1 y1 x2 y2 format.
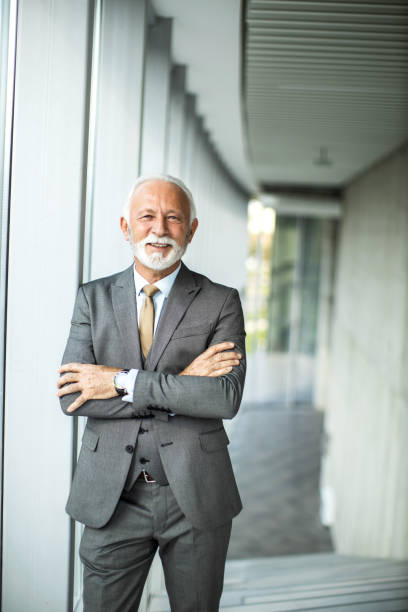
132 288 246 420
59 286 136 419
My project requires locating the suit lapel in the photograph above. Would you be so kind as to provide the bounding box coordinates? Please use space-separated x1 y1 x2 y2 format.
111 264 143 369
145 263 201 371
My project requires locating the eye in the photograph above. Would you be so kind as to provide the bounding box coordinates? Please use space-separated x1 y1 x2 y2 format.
168 215 181 222
140 214 153 220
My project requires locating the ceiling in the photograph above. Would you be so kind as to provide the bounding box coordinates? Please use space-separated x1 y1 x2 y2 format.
152 0 408 194
151 0 255 193
245 0 408 189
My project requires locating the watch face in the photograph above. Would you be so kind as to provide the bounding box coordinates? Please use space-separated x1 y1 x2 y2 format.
114 371 128 396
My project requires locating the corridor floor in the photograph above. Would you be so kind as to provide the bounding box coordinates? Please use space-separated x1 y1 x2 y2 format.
225 402 332 558
148 404 408 610
149 552 408 611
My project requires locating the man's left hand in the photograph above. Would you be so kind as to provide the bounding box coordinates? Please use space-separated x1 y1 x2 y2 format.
57 363 120 413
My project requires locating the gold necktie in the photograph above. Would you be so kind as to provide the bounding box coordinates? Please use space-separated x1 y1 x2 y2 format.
139 285 159 358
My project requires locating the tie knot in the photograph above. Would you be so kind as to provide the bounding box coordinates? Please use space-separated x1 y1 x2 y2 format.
143 284 159 298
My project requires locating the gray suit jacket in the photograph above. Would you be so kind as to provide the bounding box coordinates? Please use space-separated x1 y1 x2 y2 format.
60 262 246 530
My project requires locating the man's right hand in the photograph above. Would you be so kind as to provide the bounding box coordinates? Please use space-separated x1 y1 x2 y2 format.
179 342 242 378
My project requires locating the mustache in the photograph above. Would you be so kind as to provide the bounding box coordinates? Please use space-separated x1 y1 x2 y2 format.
137 234 178 248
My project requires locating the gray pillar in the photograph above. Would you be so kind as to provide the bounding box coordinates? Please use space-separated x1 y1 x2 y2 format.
140 18 172 175
180 93 198 184
165 65 187 178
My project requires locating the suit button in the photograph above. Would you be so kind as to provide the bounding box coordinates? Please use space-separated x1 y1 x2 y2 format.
125 445 134 454
139 428 148 434
140 457 149 464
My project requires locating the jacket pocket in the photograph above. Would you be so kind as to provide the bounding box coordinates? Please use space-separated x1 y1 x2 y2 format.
172 322 211 340
82 427 99 452
199 427 229 452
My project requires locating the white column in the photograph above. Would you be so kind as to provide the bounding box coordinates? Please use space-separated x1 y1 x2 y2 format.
165 65 186 177
2 1 91 610
181 94 197 184
88 0 147 281
140 18 172 175
183 130 249 291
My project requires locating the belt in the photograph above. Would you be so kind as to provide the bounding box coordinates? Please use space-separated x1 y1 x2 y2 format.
137 470 156 483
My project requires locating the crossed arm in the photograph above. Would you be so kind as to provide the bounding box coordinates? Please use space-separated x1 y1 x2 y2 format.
57 342 242 414
58 285 246 420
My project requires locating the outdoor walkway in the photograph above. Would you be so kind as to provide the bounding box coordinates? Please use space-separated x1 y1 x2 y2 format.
149 552 408 611
226 402 333 558
148 403 408 610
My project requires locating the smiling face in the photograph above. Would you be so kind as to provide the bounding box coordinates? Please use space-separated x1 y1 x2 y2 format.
120 179 198 282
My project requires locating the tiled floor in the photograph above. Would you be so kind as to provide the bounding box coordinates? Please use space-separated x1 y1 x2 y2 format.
148 404 407 610
149 553 408 611
226 403 333 558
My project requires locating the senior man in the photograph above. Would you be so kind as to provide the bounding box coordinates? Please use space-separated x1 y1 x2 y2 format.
58 175 246 612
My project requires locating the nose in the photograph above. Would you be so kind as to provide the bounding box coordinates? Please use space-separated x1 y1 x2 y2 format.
152 214 167 236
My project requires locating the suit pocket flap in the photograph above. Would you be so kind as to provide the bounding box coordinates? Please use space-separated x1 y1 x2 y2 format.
172 322 211 340
82 428 99 452
200 427 229 452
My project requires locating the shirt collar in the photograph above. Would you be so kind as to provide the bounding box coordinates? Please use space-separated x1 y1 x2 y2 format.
133 262 181 298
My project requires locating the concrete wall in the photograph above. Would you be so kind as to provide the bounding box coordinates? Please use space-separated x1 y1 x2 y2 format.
322 144 408 559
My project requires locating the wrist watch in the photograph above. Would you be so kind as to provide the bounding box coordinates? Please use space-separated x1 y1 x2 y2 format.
113 369 130 396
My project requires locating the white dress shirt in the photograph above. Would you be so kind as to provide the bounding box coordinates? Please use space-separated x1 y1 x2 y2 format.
118 263 181 402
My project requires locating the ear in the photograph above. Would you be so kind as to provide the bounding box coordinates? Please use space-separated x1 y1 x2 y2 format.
188 218 198 243
120 217 130 241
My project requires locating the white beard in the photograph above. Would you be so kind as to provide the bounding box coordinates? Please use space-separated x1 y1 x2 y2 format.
129 232 188 271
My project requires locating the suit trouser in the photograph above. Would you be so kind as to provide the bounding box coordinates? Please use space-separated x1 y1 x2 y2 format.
79 480 232 612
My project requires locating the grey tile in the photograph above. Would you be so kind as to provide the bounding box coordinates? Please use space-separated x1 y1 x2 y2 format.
228 406 333 559
148 553 408 611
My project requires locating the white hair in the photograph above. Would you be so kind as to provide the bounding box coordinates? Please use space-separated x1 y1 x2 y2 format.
122 174 197 227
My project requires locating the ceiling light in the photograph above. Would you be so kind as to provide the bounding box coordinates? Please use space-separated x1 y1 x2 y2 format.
314 146 333 167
